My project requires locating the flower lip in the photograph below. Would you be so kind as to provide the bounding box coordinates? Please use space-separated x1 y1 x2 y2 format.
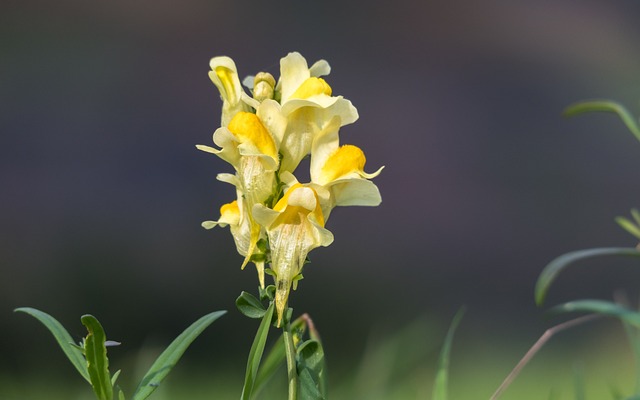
227 112 279 163
290 77 332 99
209 56 242 105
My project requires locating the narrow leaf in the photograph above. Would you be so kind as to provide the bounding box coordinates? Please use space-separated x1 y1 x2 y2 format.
81 315 113 400
550 300 640 328
433 307 465 400
111 369 122 387
616 217 640 240
253 334 286 395
535 248 640 306
14 307 90 383
236 291 267 319
132 310 226 400
241 303 274 400
563 100 640 143
632 209 640 226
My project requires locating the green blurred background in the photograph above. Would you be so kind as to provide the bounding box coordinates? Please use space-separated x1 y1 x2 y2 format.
2 1 640 398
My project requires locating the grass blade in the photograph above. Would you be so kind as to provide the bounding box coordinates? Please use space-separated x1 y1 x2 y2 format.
81 315 113 400
132 310 226 400
550 300 640 328
535 248 640 306
432 307 465 400
241 303 274 400
563 100 640 143
15 307 90 383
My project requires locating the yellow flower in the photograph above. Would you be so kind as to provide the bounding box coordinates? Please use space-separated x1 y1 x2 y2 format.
209 56 251 126
253 184 334 326
197 103 286 281
200 52 382 318
303 116 383 219
201 179 267 288
275 52 359 173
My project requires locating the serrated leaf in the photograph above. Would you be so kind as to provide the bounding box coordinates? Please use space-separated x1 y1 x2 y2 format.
550 300 640 328
241 303 274 400
132 310 226 400
81 315 113 400
563 100 640 143
14 307 90 383
535 248 640 306
297 339 326 399
433 307 465 400
236 291 267 319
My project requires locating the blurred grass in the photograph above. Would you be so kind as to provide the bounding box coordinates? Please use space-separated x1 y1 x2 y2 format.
1 314 637 400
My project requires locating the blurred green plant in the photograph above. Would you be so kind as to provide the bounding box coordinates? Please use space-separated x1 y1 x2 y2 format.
528 99 640 400
15 307 225 400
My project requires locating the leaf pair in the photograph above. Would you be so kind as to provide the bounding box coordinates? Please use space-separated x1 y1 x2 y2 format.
15 307 225 400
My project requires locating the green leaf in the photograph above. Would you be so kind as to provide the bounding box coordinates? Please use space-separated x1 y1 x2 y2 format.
616 215 640 240
550 300 640 328
297 339 326 399
81 315 113 400
241 302 274 400
299 368 323 400
632 209 640 225
253 333 286 396
111 369 122 387
433 307 465 400
14 307 90 383
260 285 276 302
563 100 640 143
253 316 307 396
535 248 640 306
132 310 226 400
236 291 267 319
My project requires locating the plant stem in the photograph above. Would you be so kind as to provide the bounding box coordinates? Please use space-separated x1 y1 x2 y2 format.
490 314 600 400
283 320 297 400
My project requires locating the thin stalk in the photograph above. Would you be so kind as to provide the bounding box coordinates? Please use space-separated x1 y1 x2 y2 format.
490 314 600 400
283 320 297 400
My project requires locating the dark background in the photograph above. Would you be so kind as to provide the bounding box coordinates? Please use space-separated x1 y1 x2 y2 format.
2 0 640 396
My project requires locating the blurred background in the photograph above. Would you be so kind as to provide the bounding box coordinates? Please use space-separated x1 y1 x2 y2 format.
2 0 640 398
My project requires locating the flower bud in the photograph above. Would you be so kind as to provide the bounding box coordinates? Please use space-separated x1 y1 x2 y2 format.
253 72 276 102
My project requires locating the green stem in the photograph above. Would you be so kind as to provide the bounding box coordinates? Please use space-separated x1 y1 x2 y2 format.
283 320 297 400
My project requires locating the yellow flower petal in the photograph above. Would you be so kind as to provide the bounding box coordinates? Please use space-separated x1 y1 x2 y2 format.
319 145 366 184
290 77 332 99
274 184 325 227
220 200 240 223
227 112 278 162
214 66 238 104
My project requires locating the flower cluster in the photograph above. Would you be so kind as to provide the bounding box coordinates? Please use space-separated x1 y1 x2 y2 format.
198 52 383 325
